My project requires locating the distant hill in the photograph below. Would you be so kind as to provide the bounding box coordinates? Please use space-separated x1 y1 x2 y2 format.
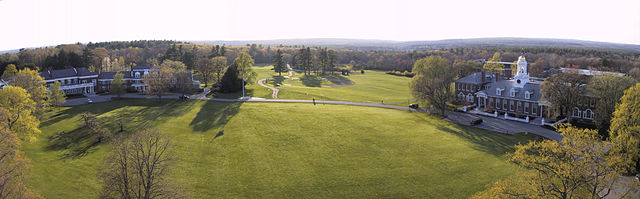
191 37 640 52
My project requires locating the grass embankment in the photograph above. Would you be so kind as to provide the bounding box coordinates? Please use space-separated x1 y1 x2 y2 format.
25 99 538 198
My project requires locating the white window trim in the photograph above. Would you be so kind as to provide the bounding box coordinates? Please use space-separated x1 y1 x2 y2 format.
573 108 581 118
583 109 594 119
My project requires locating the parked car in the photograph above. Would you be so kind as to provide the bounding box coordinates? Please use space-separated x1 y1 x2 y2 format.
408 104 419 109
179 95 190 100
87 99 93 104
470 118 483 125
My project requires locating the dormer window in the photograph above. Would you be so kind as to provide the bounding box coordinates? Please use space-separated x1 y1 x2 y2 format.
525 91 531 99
510 88 516 97
135 72 140 79
496 88 502 96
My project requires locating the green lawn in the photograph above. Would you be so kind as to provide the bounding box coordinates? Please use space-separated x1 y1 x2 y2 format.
274 69 414 104
24 99 537 198
208 66 414 105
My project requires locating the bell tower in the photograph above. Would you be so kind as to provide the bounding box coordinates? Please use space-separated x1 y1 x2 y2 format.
513 56 530 88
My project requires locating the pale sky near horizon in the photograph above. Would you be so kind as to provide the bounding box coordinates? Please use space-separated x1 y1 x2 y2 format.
0 0 639 51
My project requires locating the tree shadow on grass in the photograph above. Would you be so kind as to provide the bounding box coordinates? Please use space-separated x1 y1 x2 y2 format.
324 74 353 86
47 127 102 159
268 76 285 86
434 123 537 157
300 75 322 87
190 100 243 133
44 99 197 159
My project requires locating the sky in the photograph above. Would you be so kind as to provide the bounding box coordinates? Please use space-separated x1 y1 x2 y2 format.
0 0 639 50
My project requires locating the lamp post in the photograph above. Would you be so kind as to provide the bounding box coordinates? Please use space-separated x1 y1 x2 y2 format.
242 65 245 100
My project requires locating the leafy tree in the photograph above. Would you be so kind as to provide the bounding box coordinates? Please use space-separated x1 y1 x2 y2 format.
474 125 636 199
540 72 589 122
0 86 40 141
233 52 257 84
47 81 66 107
0 111 41 199
174 70 193 95
410 56 455 116
160 59 187 71
144 65 174 100
452 60 482 78
587 75 635 134
483 52 503 75
629 67 640 82
211 56 227 84
272 49 287 76
12 68 48 116
110 72 126 99
529 57 545 77
196 57 214 87
100 129 182 199
1 64 17 79
609 83 640 173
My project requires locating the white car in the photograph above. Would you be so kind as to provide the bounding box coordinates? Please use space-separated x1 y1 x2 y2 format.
87 99 93 104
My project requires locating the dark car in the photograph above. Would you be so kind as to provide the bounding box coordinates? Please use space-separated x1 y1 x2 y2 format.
470 118 483 126
179 95 190 100
408 104 419 109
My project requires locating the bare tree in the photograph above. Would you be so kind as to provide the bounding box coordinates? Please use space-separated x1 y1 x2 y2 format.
100 129 182 199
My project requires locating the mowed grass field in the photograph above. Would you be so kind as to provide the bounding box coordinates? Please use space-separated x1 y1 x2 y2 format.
23 99 538 198
208 66 413 105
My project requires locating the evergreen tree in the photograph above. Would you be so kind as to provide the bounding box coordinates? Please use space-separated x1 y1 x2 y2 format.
272 49 288 76
220 63 242 93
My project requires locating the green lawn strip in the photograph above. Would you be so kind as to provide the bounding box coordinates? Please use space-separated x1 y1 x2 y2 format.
24 99 537 198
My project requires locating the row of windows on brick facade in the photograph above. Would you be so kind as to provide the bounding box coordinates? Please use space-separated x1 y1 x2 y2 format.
57 78 94 85
488 98 538 115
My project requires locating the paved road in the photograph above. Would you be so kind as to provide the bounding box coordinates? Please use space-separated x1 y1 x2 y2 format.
257 78 278 98
256 64 295 99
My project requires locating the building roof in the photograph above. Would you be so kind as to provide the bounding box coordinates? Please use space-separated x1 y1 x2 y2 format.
484 79 543 102
98 71 137 80
560 68 626 77
132 65 153 70
455 72 495 84
39 67 97 80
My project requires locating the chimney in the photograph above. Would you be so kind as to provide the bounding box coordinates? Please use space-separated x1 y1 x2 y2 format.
496 72 501 81
481 71 486 82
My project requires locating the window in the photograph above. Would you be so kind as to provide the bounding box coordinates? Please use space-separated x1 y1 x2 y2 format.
458 92 465 101
467 93 474 102
503 100 507 110
135 72 141 79
517 102 522 112
590 98 595 107
496 88 502 96
532 104 537 114
510 100 515 111
489 98 494 108
524 102 529 113
572 108 581 118
510 88 516 97
495 99 500 109
584 109 593 119
485 85 490 90
525 91 531 99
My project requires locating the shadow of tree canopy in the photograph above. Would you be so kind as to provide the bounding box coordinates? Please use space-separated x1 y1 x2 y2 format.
43 99 197 159
190 101 242 133
435 123 540 157
268 76 285 86
324 74 353 86
300 75 322 87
